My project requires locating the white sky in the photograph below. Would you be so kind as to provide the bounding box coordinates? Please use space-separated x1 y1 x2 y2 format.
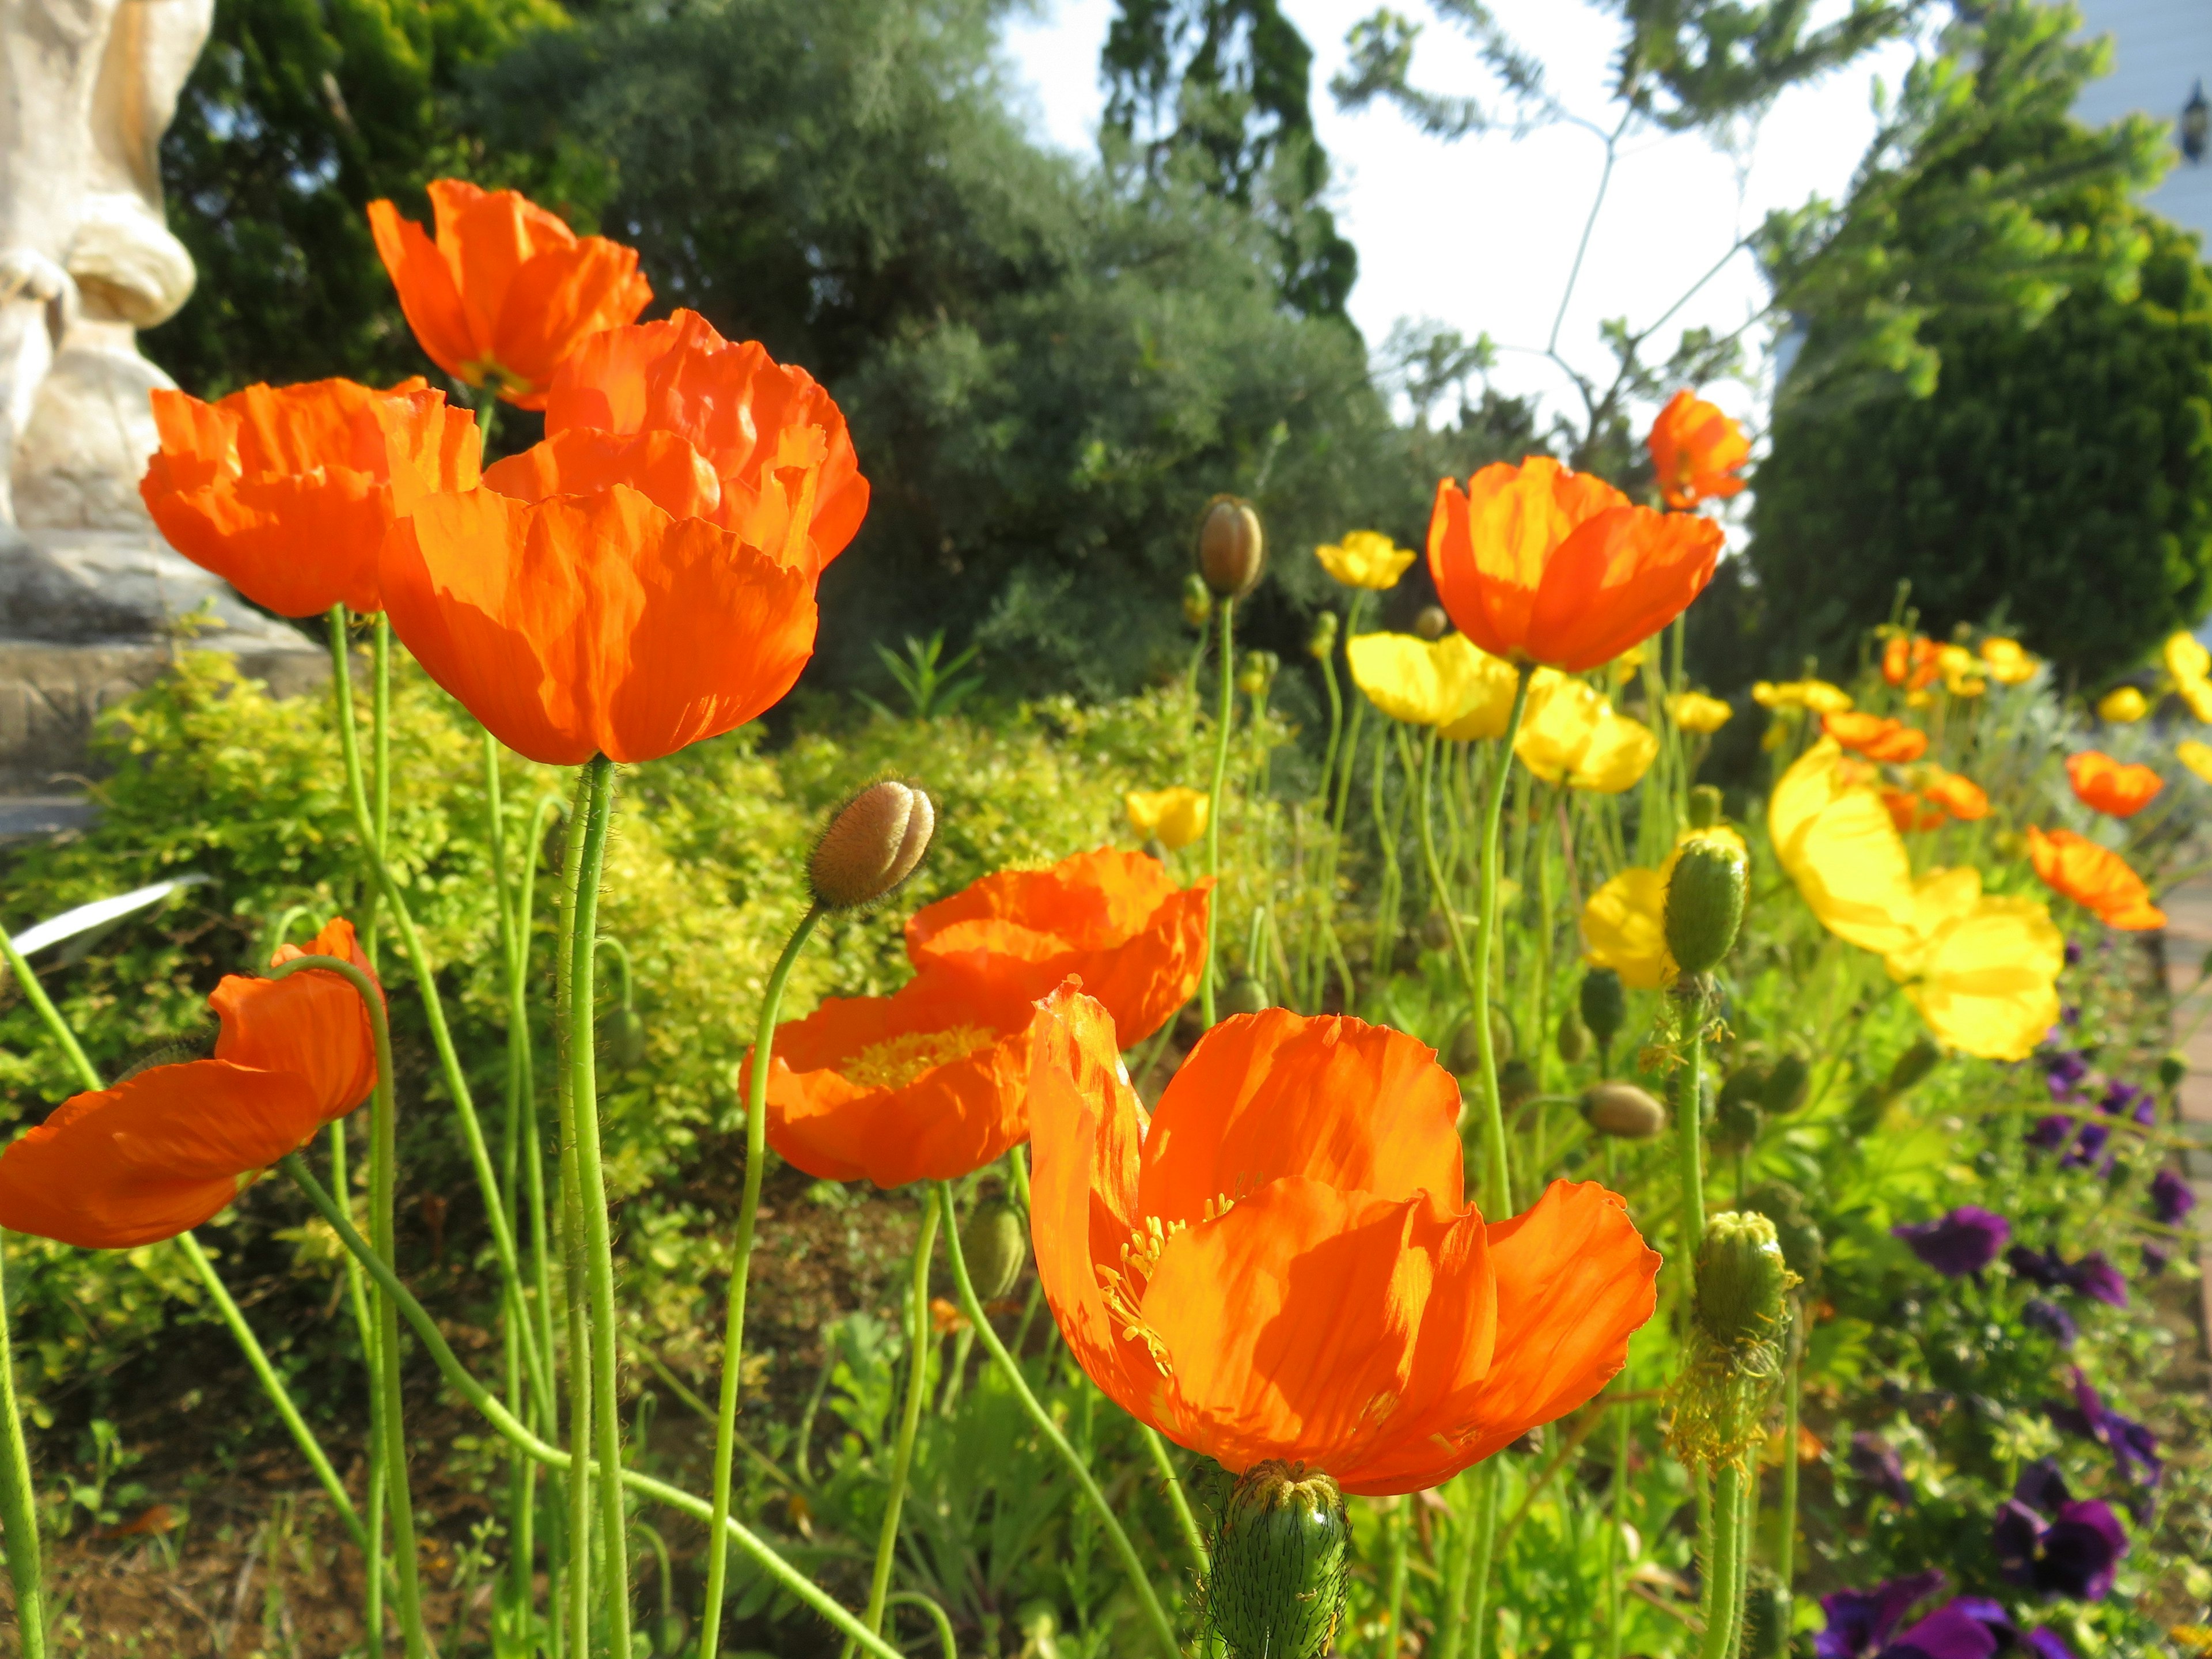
998 0 1926 436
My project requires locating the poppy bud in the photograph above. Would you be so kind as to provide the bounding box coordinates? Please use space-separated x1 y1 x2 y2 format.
1885 1037 1940 1098
1306 611 1339 661
808 781 935 911
2159 1050 2188 1092
1581 1081 1666 1140
1760 1047 1810 1115
1446 1009 1513 1073
1555 1006 1590 1064
1694 1211 1796 1351
1237 649 1278 697
1711 1093 1762 1157
1717 1052 1770 1112
1741 1566 1790 1659
1420 911 1453 952
960 1198 1029 1303
1224 976 1272 1017
1580 969 1626 1055
1183 573 1215 628
1664 832 1748 978
1196 495 1266 600
1498 1057 1537 1112
1740 1181 1823 1293
597 1004 649 1071
652 1612 688 1658
1687 784 1724 830
1206 1460 1349 1659
1413 604 1448 642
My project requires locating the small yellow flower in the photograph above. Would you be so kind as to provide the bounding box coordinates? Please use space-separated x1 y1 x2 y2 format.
2179 740 2212 785
1346 632 1517 737
1979 637 2039 685
1515 675 1656 793
1935 643 1985 698
2096 686 2149 724
1315 531 1416 591
1752 679 1854 714
1124 787 1209 850
1667 691 1733 734
2164 630 2210 685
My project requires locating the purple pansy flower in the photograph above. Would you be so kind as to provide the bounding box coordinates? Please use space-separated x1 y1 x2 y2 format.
2099 1081 2152 1127
2022 1297 2078 1347
2048 1370 2161 1488
1885 1599 2017 1659
2059 1121 2111 1173
2007 1246 2067 1289
1817 1570 1946 1659
2142 1241 2169 1277
1849 1433 1914 1506
2025 1114 2075 1154
1993 1460 2128 1601
1895 1207 2010 1276
2063 941 2082 968
2065 1251 2128 1309
2023 1632 2075 1659
2151 1167 2196 1226
2041 1050 2091 1100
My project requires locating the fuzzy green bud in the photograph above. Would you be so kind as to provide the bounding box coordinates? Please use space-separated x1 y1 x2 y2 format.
1687 783 1724 830
808 781 935 911
1555 1006 1591 1064
1224 976 1273 1017
1445 1009 1513 1074
1207 1461 1349 1659
1740 1182 1824 1293
1183 572 1215 628
597 1005 649 1071
1579 968 1626 1054
960 1198 1029 1303
1413 604 1449 642
1237 649 1279 697
1581 1081 1666 1140
1306 610 1340 661
1711 1094 1762 1157
1665 832 1748 977
1694 1212 1797 1351
1741 1566 1790 1659
1498 1057 1538 1112
1760 1047 1811 1115
2159 1050 2188 1093
1885 1037 1941 1098
1197 495 1266 600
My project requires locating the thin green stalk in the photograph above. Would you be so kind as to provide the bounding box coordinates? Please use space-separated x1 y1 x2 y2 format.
369 614 392 963
1605 1141 1629 1659
332 1120 385 1658
1460 1460 1503 1659
1469 669 1534 1219
853 1196 942 1650
1381 1496 1408 1659
1777 1307 1801 1595
279 1157 908 1659
1675 987 1709 1276
1702 1463 1745 1659
0 1230 43 1659
1414 730 1487 1066
886 1592 959 1659
551 764 593 1658
1142 1426 1209 1579
1371 724 1402 978
698 906 821 1659
1200 598 1237 1027
935 1183 1180 1659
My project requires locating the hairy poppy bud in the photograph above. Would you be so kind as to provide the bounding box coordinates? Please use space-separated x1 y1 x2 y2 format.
1237 649 1278 698
1420 911 1453 952
1183 573 1215 628
1694 1211 1796 1351
1582 1081 1666 1140
1885 1037 1941 1098
2159 1050 2188 1093
652 1612 688 1658
1413 604 1448 642
1207 1461 1349 1659
1711 1093 1762 1157
1664 831 1748 978
960 1198 1029 1302
1672 1214 1800 1472
1224 976 1272 1017
1445 1009 1513 1073
1687 783 1724 830
1498 1057 1537 1112
808 781 935 911
1741 1566 1790 1659
1761 1047 1810 1115
1740 1182 1823 1293
598 1005 648 1071
1579 968 1626 1055
1306 611 1339 661
1555 1006 1590 1064
1197 495 1266 600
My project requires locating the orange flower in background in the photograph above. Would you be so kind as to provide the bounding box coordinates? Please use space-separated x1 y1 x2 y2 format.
368 180 652 409
904 849 1211 1047
1883 791 1947 834
0 920 379 1248
1883 635 1941 693
2026 827 2166 931
543 310 869 579
1026 990 1660 1497
1921 769 1990 822
1646 389 1750 509
753 969 1050 1188
1823 711 1929 763
139 380 479 616
1427 457 1722 673
2065 751 2164 820
380 484 816 765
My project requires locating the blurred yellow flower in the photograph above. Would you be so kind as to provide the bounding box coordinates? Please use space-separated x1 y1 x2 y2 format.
1667 691 1734 733
2177 677 2212 723
1315 531 1416 590
1752 679 1854 714
1346 631 1518 737
1884 868 2063 1062
1515 675 1657 792
2097 686 2149 724
1768 740 1919 957
1124 787 1209 850
2165 631 2210 685
1436 643 1522 741
2179 740 2212 785
1936 644 1986 698
1582 828 1748 990
1979 637 2039 685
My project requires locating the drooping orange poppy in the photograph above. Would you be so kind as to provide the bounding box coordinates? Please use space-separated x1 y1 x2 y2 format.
1921 769 1990 821
2065 751 2164 820
2025 827 2166 931
1822 711 1929 764
367 180 652 410
378 484 816 764
1882 635 1942 693
1883 790 1947 834
139 380 479 616
753 968 1051 1188
542 310 869 580
1646 389 1750 509
0 920 380 1249
1426 457 1722 674
1025 990 1659 1497
903 849 1213 1048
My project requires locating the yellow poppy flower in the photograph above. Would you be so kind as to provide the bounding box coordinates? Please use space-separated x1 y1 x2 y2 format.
1581 827 1749 990
1883 868 2063 1062
1315 531 1416 590
1768 740 1919 957
1935 644 1986 698
1666 691 1733 734
1515 675 1657 793
2165 631 2210 686
1979 637 2037 685
1346 632 1518 738
1752 679 1854 715
2179 740 2212 785
2177 677 2212 723
1124 787 1209 850
2097 686 2148 724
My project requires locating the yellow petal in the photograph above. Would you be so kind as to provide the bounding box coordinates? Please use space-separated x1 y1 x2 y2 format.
1570 711 1658 793
1980 637 2038 685
1888 890 2063 1062
1315 531 1416 590
2180 740 2212 785
1513 672 1601 783
1435 640 1522 741
1666 691 1733 734
2097 686 2148 724
1348 633 1465 726
1582 867 1675 990
2177 677 2212 724
1768 740 1919 956
2165 631 2211 687
1124 787 1210 850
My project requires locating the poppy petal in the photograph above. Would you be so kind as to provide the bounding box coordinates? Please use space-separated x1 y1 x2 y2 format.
490 240 654 407
484 429 722 523
368 199 478 384
1524 505 1722 673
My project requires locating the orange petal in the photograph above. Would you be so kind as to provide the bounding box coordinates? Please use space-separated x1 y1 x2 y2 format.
484 429 722 522
489 238 653 407
214 917 383 1123
438 181 562 370
368 199 478 384
1137 1011 1463 1229
1523 503 1722 673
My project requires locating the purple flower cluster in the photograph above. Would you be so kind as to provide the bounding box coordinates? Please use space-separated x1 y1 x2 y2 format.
2005 1246 2128 1309
2150 1167 2196 1226
2047 1370 2161 1490
1894 1207 2010 1277
1817 1572 2075 1659
1991 1460 2128 1601
1850 1433 1913 1506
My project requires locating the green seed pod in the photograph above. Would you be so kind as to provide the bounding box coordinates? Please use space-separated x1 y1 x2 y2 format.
1740 1182 1824 1293
1419 911 1453 952
1413 604 1449 641
1183 572 1215 629
1710 1094 1762 1157
1664 832 1748 977
652 1612 689 1658
1760 1047 1812 1115
960 1198 1029 1302
1306 610 1340 661
1579 968 1627 1054
1846 1084 1888 1137
1694 1211 1797 1351
597 1005 649 1071
1237 649 1279 697
1687 783 1724 830
1716 1053 1771 1112
1224 976 1272 1017
1207 1461 1349 1659
2157 1050 2187 1093
809 780 936 911
1741 1566 1790 1659
1885 1037 1941 1097
1498 1058 1538 1112
1555 1006 1590 1065
1446 1009 1513 1074
1197 495 1266 600
1581 1081 1667 1140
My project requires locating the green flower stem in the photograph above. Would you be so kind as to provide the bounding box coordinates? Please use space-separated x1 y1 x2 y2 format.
334 1118 388 1659
1702 1463 1745 1659
1199 597 1237 1028
1382 1495 1409 1659
551 770 594 1659
1777 1309 1802 1593
934 1181 1180 1659
1455 1459 1503 1659
322 610 551 1415
1415 729 1491 1066
1330 593 1372 843
1303 635 1347 1003
1371 724 1402 976
278 1156 909 1659
1142 1426 1209 1579
266 952 428 1659
887 1591 960 1659
1469 668 1535 1219
558 755 631 1657
1674 988 1709 1279
518 796 568 1424
698 903 820 1659
1604 1140 1629 1659
853 1194 943 1652
368 613 392 963
0 1228 42 1659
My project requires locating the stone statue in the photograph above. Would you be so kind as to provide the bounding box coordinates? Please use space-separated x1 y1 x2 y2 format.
0 0 320 802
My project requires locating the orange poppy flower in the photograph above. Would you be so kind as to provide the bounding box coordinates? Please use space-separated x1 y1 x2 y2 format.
2065 751 2164 820
903 849 1212 1048
1921 769 1990 822
2025 827 2166 931
1026 990 1660 1497
1881 635 1942 693
139 380 479 617
1426 457 1722 673
753 968 1051 1188
1822 711 1929 763
0 920 380 1248
378 484 816 764
543 310 869 579
1883 790 1947 834
367 180 652 410
1646 389 1750 509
